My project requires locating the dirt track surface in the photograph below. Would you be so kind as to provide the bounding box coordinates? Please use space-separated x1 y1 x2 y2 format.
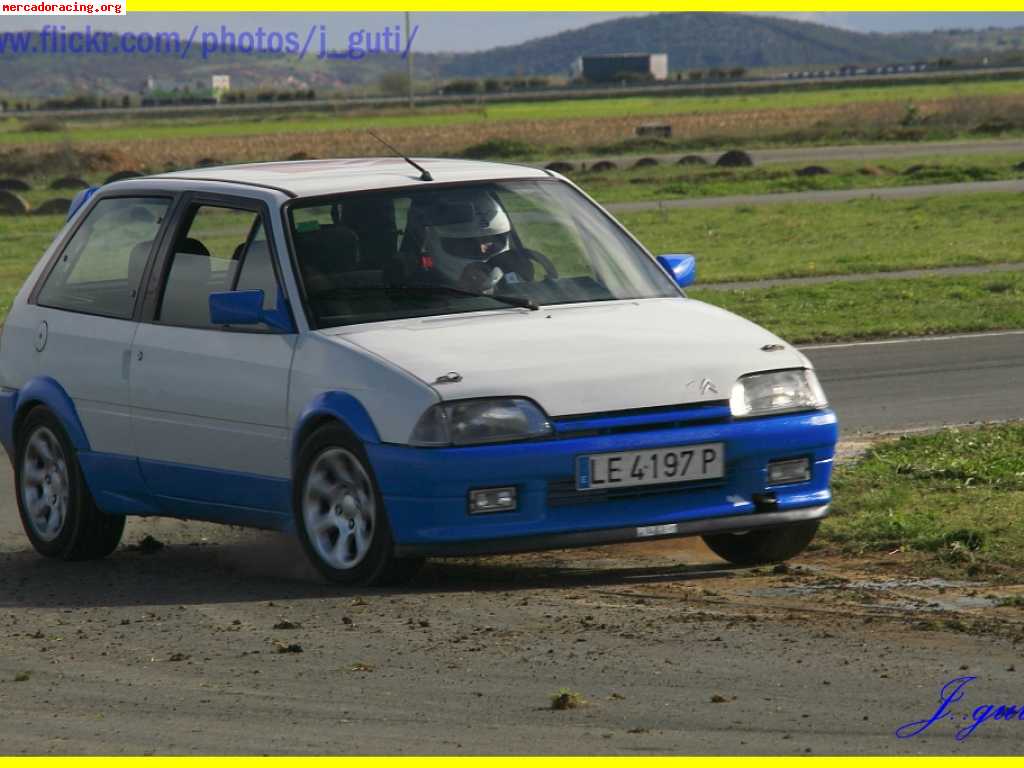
556 138 1024 170
2 457 1024 755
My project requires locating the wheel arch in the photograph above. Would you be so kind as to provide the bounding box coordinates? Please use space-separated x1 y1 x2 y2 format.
291 391 381 473
11 377 91 454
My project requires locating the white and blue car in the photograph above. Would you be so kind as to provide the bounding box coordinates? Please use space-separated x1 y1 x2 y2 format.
0 158 837 585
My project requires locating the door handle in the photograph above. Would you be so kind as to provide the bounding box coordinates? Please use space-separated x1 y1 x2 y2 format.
136 350 144 362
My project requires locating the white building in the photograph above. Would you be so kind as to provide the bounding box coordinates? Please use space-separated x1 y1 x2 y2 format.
211 75 231 102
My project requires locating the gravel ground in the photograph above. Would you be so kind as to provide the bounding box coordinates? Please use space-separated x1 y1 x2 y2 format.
2 461 1023 755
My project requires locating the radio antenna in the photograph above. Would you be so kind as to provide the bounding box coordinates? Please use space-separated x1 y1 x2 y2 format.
367 130 432 182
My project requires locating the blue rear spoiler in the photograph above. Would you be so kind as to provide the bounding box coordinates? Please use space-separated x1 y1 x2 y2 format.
67 186 99 222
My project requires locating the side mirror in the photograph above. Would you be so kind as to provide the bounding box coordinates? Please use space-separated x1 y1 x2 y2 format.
657 254 696 289
209 289 295 333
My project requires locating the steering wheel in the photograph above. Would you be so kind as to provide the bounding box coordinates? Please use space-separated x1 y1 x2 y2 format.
488 248 559 283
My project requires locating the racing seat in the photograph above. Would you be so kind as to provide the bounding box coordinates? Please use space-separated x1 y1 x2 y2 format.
234 241 280 310
339 197 398 270
159 238 214 327
294 225 361 297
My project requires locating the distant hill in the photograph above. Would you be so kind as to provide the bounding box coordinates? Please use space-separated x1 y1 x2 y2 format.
0 13 1013 99
441 13 954 78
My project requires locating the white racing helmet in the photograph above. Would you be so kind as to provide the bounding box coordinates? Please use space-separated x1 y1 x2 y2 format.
420 190 513 271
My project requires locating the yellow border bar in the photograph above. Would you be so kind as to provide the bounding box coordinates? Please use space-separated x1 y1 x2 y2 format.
124 2 1024 10
5 758 1024 764
0 761 1017 765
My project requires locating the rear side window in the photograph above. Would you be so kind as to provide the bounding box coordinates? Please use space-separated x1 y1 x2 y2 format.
36 197 169 319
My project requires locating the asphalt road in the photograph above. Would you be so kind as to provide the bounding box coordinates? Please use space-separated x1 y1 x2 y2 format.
0 330 1020 754
803 329 1024 434
556 138 1024 170
604 178 1024 213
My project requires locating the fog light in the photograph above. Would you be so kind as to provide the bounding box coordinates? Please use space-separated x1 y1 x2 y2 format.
468 487 517 514
767 458 811 485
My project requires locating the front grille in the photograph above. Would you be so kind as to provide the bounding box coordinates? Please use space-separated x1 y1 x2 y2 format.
547 476 725 507
550 401 731 438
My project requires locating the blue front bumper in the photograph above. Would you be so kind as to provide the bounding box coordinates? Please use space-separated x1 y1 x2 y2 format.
367 408 838 557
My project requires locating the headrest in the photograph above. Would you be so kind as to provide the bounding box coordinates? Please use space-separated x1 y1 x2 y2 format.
177 237 211 258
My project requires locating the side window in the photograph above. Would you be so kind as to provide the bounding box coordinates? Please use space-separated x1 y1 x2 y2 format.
36 197 169 319
158 204 280 327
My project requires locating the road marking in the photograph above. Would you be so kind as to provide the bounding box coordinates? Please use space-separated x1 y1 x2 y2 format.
799 329 1024 351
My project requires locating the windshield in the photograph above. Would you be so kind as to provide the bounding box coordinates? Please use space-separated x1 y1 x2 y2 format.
287 179 678 329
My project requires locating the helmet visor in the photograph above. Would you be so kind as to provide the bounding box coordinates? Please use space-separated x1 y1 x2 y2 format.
440 233 510 260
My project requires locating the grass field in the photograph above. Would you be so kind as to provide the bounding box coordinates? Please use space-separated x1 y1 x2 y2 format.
822 423 1024 575
3 79 1023 148
3 79 1024 175
620 193 1024 283
0 215 60 316
9 152 1024 213
3 193 1024 343
580 154 1024 204
691 272 1024 343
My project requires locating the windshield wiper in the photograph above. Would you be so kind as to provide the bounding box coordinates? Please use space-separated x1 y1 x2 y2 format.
395 283 539 311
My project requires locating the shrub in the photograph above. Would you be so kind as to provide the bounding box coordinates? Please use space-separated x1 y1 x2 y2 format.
379 72 411 98
20 117 64 133
442 79 480 95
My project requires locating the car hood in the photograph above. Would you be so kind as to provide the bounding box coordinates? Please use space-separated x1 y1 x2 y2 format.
323 298 808 417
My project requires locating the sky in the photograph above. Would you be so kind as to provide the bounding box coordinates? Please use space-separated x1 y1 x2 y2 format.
3 12 1024 52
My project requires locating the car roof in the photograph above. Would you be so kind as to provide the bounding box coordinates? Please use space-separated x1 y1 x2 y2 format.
150 157 552 199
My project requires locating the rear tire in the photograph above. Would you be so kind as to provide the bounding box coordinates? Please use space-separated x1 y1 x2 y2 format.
702 520 819 566
14 406 125 561
293 422 422 586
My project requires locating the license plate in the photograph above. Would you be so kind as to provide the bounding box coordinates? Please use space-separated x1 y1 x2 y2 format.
576 442 725 491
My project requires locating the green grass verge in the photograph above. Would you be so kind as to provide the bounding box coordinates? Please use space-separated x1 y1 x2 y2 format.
5 203 1024 345
691 272 1024 343
2 78 1023 147
10 153 1024 213
579 154 1024 205
822 424 1024 575
0 214 61 317
622 193 1024 283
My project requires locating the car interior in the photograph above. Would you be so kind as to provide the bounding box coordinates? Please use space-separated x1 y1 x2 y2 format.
289 190 622 329
158 208 281 329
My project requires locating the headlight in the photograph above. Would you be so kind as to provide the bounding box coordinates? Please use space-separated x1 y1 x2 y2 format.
730 368 827 418
409 398 552 447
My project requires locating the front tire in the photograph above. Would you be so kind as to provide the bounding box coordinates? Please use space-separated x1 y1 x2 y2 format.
293 423 422 586
702 520 819 566
14 406 125 561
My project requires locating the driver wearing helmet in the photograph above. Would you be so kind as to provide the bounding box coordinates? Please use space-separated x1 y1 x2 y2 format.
406 190 533 292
